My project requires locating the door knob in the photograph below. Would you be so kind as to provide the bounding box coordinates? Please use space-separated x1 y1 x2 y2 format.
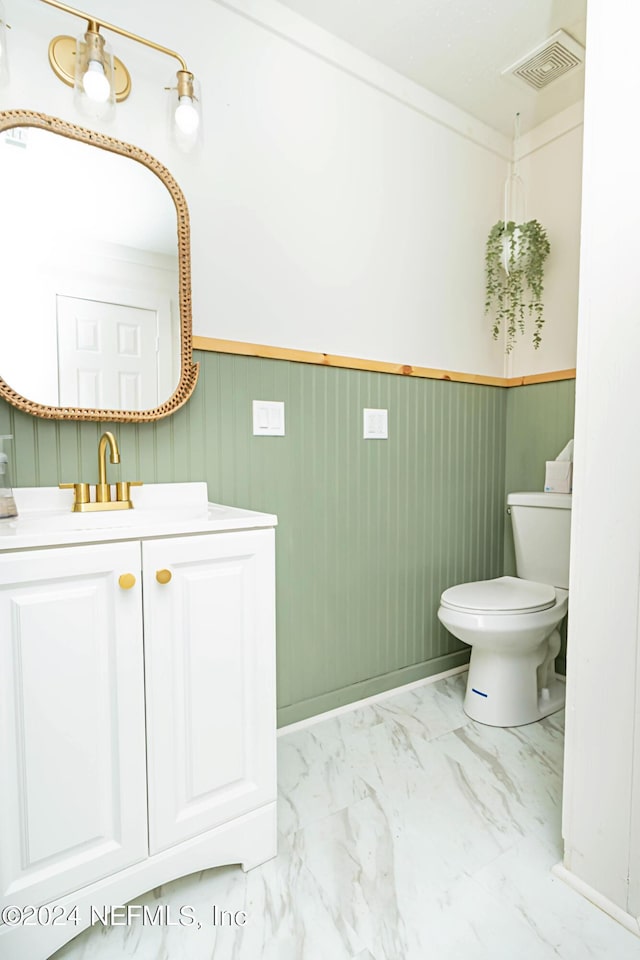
156 569 172 584
119 573 136 590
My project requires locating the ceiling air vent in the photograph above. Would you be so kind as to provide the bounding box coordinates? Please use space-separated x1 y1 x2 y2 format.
502 30 585 91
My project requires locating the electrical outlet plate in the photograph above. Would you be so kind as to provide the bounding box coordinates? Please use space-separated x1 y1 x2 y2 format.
3 127 28 148
253 400 285 436
363 408 388 439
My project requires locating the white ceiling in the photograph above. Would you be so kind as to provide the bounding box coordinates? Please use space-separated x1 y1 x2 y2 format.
274 0 587 136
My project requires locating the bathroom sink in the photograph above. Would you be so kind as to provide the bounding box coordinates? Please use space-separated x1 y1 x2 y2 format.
7 506 204 533
0 482 277 550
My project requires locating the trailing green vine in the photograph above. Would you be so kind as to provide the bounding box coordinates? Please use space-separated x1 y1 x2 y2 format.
485 219 550 353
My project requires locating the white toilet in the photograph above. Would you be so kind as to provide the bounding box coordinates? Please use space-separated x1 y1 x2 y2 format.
437 491 571 727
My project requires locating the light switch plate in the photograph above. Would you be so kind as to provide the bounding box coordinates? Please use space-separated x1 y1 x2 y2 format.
3 127 28 149
363 408 388 439
253 400 285 436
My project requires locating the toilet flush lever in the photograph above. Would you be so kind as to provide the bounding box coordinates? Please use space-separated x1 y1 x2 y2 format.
506 506 512 515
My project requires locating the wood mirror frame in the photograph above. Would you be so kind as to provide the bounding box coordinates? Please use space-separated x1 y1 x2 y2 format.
0 109 199 422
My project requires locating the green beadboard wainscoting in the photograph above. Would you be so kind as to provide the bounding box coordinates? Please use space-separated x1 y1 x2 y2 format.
504 378 577 570
0 350 510 725
504 378 577 674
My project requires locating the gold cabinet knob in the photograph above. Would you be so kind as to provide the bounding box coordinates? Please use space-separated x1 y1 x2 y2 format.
119 573 136 590
156 569 172 585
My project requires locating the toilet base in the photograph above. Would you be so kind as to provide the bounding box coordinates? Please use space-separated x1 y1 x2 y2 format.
463 645 566 727
536 675 566 721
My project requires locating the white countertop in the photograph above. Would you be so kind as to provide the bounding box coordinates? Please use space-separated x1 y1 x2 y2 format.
0 483 277 552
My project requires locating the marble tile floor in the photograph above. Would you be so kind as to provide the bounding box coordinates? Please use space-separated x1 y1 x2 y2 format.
53 671 640 960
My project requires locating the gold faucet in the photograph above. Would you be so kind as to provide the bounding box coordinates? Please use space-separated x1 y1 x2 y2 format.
97 431 120 502
60 431 142 512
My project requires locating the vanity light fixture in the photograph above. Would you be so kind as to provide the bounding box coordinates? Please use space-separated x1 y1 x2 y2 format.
38 0 201 140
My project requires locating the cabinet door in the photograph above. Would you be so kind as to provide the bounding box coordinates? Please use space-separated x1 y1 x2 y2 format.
143 529 276 853
0 542 148 908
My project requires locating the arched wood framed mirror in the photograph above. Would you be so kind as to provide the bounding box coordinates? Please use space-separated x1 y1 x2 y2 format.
0 109 198 422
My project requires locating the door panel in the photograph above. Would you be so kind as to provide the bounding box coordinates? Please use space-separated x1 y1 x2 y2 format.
56 295 158 408
142 530 276 853
0 542 147 907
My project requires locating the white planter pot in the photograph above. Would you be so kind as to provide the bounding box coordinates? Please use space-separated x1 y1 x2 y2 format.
501 226 525 274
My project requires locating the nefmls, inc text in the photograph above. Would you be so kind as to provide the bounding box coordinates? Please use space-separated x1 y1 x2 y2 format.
90 905 247 927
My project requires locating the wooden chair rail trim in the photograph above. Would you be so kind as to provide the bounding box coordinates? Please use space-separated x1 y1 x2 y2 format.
193 337 576 388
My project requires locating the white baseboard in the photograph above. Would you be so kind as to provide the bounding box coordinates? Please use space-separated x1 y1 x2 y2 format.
277 663 469 736
552 863 640 938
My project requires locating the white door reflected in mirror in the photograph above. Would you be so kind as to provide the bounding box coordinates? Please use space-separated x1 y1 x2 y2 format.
56 297 164 409
0 124 181 412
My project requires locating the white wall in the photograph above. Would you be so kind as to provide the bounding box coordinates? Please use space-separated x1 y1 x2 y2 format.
508 104 583 378
0 0 582 378
561 0 640 928
1 0 513 377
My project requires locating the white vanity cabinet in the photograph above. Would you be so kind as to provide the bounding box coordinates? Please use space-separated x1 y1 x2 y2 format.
0 542 149 910
143 531 276 854
0 485 277 960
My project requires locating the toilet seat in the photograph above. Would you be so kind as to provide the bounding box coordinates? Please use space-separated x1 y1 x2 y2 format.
440 576 556 616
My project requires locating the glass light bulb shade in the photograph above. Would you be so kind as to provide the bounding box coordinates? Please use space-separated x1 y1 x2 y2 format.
174 95 200 135
74 32 116 120
83 60 111 103
167 76 203 152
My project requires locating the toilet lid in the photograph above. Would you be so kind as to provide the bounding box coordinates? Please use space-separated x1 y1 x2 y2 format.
440 576 556 615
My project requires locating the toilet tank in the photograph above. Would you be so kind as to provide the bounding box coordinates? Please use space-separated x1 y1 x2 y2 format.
507 492 572 589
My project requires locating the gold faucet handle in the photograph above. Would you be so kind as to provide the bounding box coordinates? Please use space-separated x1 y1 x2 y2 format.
59 482 91 506
115 480 143 504
95 482 112 503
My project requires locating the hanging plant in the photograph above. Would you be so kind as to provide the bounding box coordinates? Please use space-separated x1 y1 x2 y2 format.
485 219 550 353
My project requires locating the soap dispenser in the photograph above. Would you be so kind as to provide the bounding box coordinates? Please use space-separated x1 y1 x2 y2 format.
0 435 17 519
